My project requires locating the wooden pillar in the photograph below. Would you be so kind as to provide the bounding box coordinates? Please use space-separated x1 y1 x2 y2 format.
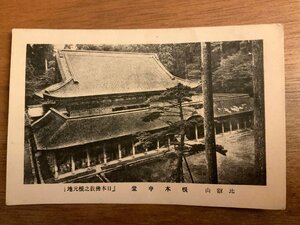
229 121 232 133
86 149 90 167
53 152 58 179
214 127 217 136
237 121 240 131
71 153 75 173
244 120 247 129
195 124 199 141
103 144 107 164
167 137 171 149
156 139 160 150
118 143 122 159
132 140 136 157
221 121 224 135
45 58 48 72
98 152 102 164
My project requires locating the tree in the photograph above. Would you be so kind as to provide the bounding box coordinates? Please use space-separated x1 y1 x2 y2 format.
202 42 218 184
136 83 199 183
26 44 54 77
252 40 266 185
30 44 54 72
212 41 254 95
64 44 74 49
25 44 55 105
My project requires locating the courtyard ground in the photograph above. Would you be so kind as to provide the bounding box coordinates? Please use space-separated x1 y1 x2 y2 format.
105 129 256 184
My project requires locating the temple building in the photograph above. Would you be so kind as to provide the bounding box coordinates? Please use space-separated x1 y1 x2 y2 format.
26 50 253 183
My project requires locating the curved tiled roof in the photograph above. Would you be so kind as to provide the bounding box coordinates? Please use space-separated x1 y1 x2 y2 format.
32 108 182 150
32 94 253 150
213 94 253 117
42 50 196 98
187 94 253 120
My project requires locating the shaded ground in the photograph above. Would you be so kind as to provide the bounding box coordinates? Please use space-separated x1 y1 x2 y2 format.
104 130 256 184
105 153 178 182
183 130 256 184
216 130 256 184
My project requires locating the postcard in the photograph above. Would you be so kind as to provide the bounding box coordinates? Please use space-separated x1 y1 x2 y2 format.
6 24 285 209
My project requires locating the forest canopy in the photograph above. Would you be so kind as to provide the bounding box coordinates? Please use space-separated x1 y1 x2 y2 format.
25 44 56 104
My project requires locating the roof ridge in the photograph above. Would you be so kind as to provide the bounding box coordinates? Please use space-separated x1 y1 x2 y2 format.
45 78 73 93
60 49 159 57
64 53 79 83
49 107 68 119
46 122 68 147
31 108 67 127
214 95 251 102
32 108 68 150
31 110 52 127
68 108 149 121
152 55 175 80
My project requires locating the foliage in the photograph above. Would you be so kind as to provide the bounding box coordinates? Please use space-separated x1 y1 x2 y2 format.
26 44 54 72
212 41 254 95
213 51 253 95
136 83 201 183
25 44 55 105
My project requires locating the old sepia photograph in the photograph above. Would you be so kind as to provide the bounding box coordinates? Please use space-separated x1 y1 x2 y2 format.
6 26 285 207
24 41 266 185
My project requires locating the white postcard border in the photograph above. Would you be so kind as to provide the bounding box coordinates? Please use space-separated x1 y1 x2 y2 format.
6 24 286 209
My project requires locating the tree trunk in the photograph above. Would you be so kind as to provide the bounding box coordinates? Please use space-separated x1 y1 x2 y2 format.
176 101 185 182
175 132 184 182
201 42 218 184
252 40 266 185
